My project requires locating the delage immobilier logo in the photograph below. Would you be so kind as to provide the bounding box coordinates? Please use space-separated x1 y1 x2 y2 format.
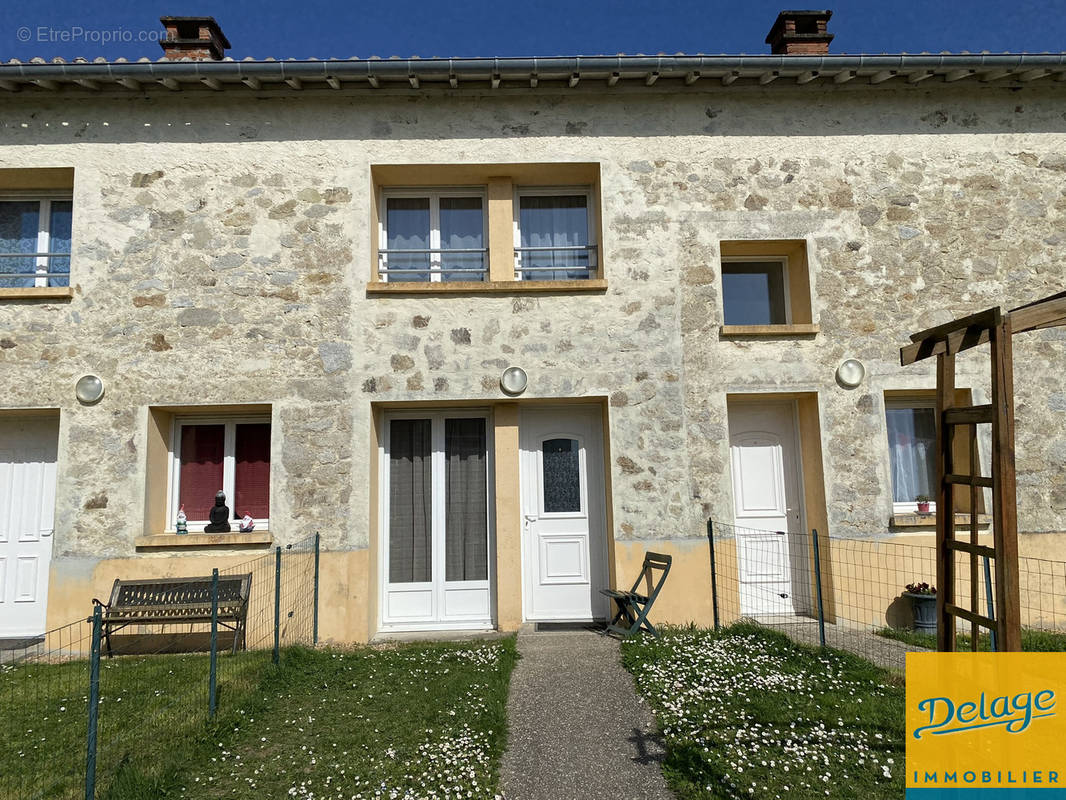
906 653 1066 798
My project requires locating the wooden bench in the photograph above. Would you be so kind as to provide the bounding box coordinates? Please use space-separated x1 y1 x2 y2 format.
93 574 252 657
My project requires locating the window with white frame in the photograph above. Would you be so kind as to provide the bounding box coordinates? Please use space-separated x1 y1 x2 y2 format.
885 398 937 511
168 416 271 532
0 195 72 288
721 258 790 325
378 188 487 282
514 187 597 281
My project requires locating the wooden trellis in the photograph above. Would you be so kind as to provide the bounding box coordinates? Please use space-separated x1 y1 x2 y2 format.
900 290 1066 652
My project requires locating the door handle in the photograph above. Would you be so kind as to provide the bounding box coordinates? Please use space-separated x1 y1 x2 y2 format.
41 529 53 538
524 514 537 522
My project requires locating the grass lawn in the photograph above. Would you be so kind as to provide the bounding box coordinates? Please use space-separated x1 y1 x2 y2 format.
0 650 266 800
876 626 1066 652
1 638 516 800
622 623 904 800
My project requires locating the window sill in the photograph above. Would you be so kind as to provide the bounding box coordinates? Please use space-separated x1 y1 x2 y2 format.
890 513 991 529
0 287 74 300
719 323 820 338
366 279 608 295
134 531 274 550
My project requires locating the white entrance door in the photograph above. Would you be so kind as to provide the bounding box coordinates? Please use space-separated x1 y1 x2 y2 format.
520 406 607 621
380 411 495 631
728 401 805 617
0 416 59 637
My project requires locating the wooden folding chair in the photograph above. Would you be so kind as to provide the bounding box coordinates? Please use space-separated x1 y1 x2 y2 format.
601 552 672 638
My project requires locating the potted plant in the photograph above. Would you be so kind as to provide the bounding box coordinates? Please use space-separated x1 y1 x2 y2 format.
915 494 931 514
904 581 937 633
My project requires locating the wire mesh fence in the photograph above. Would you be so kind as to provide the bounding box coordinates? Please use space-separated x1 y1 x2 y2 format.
707 519 1066 672
0 533 320 800
0 618 95 800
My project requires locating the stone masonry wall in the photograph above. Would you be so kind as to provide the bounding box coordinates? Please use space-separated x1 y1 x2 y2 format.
0 83 1064 561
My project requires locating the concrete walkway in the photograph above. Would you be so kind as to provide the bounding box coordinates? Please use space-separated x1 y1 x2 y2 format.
500 629 673 800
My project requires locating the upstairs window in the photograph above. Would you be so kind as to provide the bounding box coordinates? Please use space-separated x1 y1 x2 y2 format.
515 188 597 281
0 196 72 288
378 189 486 282
169 417 271 532
721 258 789 326
885 399 937 511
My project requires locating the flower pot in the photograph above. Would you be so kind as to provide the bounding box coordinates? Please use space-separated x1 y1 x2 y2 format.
904 592 937 633
917 501 931 514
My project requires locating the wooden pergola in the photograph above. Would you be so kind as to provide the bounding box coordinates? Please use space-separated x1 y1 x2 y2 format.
900 290 1066 652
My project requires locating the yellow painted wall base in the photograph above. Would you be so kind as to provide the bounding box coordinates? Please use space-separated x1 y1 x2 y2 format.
611 539 716 629
45 549 371 646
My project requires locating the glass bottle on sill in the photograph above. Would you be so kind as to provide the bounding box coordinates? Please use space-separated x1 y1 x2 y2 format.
176 505 188 535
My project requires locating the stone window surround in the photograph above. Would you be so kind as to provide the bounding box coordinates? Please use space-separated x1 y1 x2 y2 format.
367 163 607 295
141 403 273 549
718 239 817 338
0 167 76 301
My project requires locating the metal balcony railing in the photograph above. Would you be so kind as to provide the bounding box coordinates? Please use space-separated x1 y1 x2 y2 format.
377 247 488 281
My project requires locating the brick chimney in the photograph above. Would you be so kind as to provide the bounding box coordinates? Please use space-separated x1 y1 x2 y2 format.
765 10 834 55
159 16 231 61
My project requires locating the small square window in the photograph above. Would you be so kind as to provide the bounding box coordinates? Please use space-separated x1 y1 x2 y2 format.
379 189 487 282
0 196 72 288
514 187 597 281
721 259 789 325
885 400 937 511
169 416 271 531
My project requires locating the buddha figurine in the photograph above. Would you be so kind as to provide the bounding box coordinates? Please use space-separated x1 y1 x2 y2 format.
203 490 232 533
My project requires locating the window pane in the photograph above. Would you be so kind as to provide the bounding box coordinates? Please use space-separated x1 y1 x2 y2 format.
445 418 488 581
48 201 72 288
0 201 40 288
722 262 787 325
886 406 937 503
179 425 225 521
385 197 431 282
440 197 485 282
234 423 270 520
542 438 581 513
389 419 432 583
519 195 591 281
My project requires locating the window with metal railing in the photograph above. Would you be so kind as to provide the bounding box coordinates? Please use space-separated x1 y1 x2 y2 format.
514 188 597 281
0 195 72 288
378 189 487 282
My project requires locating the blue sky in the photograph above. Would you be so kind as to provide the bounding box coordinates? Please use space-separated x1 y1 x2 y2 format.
2 0 1065 62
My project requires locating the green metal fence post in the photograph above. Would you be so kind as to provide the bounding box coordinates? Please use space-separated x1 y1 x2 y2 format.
313 532 320 646
706 519 720 631
209 568 219 718
811 528 827 649
85 604 102 800
273 545 281 665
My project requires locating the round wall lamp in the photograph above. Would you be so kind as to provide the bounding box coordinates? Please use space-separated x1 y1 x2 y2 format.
835 359 866 389
500 366 528 396
75 374 105 405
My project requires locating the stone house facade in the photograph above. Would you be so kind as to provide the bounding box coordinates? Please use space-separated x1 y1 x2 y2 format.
1 15 1065 642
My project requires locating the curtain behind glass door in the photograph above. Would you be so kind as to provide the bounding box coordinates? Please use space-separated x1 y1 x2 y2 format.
389 419 432 582
444 418 488 581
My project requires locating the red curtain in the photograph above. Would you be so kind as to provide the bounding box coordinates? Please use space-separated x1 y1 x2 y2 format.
235 423 270 519
179 425 224 520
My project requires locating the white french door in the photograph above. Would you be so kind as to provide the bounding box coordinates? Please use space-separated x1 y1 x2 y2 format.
0 416 59 637
520 406 608 621
728 401 808 617
380 411 494 631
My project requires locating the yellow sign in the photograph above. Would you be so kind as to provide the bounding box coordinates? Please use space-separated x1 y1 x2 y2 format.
906 653 1066 794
